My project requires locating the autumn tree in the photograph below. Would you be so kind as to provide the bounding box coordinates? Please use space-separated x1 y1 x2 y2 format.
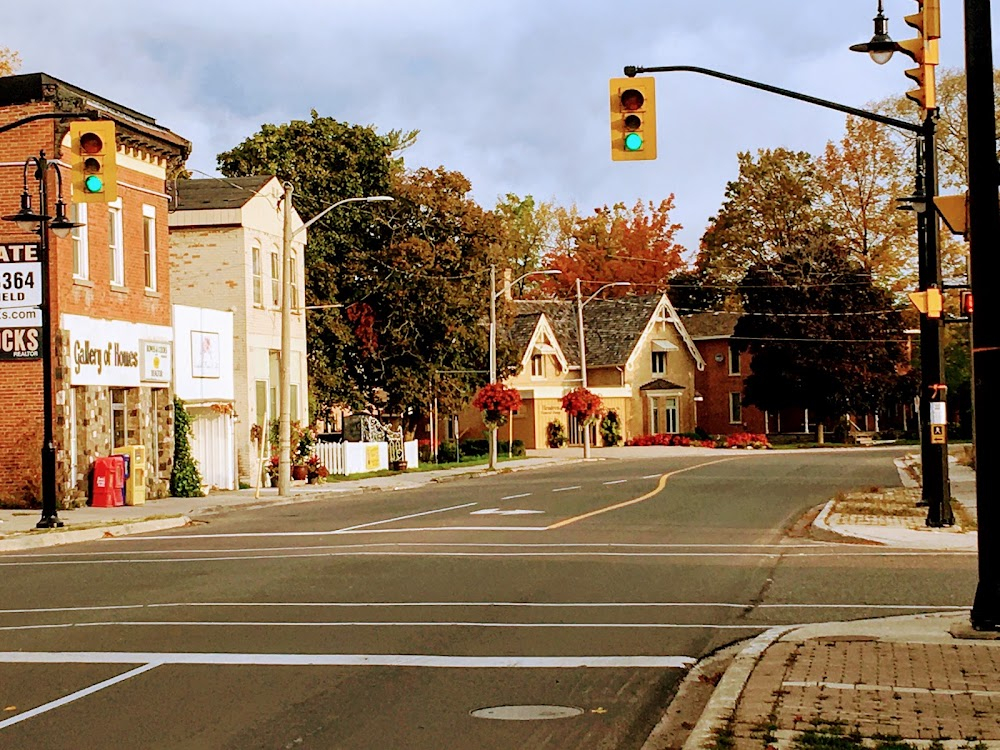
539 197 688 298
0 47 20 77
816 116 915 290
697 149 827 288
734 235 910 424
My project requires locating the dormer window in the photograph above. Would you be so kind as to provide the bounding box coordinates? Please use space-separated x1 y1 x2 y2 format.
531 353 545 378
651 350 666 375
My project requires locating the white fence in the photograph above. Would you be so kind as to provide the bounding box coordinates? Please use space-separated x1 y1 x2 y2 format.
311 440 418 476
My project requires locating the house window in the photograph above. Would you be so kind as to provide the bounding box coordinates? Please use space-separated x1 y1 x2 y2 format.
651 350 666 375
111 388 126 448
252 244 263 306
142 204 156 291
108 199 124 286
729 392 743 424
71 203 88 280
728 343 741 376
531 353 545 378
290 251 299 312
270 249 281 307
649 395 678 434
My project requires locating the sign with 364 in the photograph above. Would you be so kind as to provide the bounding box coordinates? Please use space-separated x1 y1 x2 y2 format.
0 263 41 308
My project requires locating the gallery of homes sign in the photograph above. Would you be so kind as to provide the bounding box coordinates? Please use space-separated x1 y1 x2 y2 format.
0 243 42 362
62 313 173 387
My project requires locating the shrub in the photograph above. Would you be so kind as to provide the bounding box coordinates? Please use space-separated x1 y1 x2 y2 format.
498 439 526 457
725 432 771 449
546 421 567 448
170 397 203 497
600 410 622 447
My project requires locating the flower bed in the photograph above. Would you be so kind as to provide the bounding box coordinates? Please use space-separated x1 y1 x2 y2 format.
624 432 770 449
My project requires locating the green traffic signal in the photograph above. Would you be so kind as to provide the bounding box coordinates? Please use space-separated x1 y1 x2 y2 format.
84 175 104 193
624 132 643 151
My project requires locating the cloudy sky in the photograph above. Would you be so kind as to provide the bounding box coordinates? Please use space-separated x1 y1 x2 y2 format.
4 1 994 256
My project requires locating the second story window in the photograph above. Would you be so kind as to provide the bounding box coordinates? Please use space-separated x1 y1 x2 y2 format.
71 202 88 280
108 199 124 287
270 249 280 307
531 353 544 378
142 204 156 291
651 350 666 375
290 251 299 312
728 343 741 376
252 244 262 306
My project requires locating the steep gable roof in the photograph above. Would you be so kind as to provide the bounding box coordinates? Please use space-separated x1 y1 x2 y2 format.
173 176 276 211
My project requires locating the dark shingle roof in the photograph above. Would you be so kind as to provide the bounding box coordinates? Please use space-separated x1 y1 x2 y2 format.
509 295 663 368
173 176 274 211
681 311 741 339
639 378 687 391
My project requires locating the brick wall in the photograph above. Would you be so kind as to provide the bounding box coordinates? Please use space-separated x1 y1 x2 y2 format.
693 339 767 435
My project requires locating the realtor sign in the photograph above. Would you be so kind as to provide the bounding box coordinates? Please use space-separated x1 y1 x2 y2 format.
0 244 42 361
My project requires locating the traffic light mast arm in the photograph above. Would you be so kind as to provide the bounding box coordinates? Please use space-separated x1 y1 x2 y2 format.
624 64 921 135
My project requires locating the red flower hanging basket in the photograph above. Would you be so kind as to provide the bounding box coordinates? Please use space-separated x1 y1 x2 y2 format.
561 387 604 425
472 383 523 428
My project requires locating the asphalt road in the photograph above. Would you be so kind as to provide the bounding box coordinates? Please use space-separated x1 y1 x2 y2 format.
0 448 978 749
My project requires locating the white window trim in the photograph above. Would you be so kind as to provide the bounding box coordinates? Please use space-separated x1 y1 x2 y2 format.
729 392 743 424
270 248 281 308
108 198 124 287
71 203 89 280
252 244 263 307
530 353 545 379
142 204 156 291
651 350 666 375
290 250 299 312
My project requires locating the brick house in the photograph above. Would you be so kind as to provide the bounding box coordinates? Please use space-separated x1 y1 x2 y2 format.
455 293 704 449
681 312 769 435
168 176 308 484
0 73 190 507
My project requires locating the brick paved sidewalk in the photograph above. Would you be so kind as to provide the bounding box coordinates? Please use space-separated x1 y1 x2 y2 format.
720 615 1000 749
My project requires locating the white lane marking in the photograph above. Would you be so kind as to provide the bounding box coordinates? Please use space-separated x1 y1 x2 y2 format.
118 502 479 540
602 480 628 485
0 603 968 615
0 662 160 730
552 486 581 492
9 542 854 557
0 620 771 632
500 493 532 500
642 474 661 480
0 550 975 567
0 652 696 669
470 509 545 516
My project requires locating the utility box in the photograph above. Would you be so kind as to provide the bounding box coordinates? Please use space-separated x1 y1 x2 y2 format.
91 456 125 508
114 445 147 505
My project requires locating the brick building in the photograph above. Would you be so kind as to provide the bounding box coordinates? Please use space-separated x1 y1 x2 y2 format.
0 73 190 507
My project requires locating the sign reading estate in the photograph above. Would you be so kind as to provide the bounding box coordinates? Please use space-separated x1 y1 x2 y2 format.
0 244 42 361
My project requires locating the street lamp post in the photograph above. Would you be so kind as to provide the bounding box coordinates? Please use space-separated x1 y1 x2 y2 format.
487 265 561 470
575 279 630 459
277 188 393 496
2 151 82 528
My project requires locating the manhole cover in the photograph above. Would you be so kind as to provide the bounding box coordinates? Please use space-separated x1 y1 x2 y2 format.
471 705 584 721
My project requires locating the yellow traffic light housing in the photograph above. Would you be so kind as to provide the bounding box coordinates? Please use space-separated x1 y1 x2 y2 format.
908 287 943 318
69 121 118 203
610 76 656 161
898 0 940 109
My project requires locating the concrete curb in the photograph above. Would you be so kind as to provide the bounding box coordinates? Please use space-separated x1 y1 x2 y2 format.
681 625 797 750
0 516 191 552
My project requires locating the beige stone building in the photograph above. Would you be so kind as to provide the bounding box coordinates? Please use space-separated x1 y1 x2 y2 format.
168 176 308 481
462 293 705 449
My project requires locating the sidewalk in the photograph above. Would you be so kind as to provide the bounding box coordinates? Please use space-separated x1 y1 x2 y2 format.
651 451 998 750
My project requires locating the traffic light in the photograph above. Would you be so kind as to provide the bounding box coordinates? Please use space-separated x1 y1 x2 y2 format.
897 0 940 109
908 287 943 318
609 76 656 161
69 121 118 203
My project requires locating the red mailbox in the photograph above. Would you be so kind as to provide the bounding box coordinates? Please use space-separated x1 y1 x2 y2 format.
90 456 125 507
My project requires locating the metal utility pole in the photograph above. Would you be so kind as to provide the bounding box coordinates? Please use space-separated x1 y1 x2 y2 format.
965 0 1000 631
488 264 498 470
278 181 293 497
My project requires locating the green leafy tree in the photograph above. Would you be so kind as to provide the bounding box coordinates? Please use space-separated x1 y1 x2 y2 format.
216 112 395 414
734 236 909 423
493 193 557 296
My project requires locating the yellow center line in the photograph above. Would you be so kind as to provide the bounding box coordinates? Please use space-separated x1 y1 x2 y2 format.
545 457 744 531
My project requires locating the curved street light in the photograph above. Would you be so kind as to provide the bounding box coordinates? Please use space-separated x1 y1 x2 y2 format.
277 188 394 497
576 279 631 459
486 266 562 470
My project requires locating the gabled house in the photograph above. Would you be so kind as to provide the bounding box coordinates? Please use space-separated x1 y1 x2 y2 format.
168 176 308 484
473 293 705 449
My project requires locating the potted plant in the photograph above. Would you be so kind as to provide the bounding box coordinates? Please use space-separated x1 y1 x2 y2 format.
306 454 329 483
